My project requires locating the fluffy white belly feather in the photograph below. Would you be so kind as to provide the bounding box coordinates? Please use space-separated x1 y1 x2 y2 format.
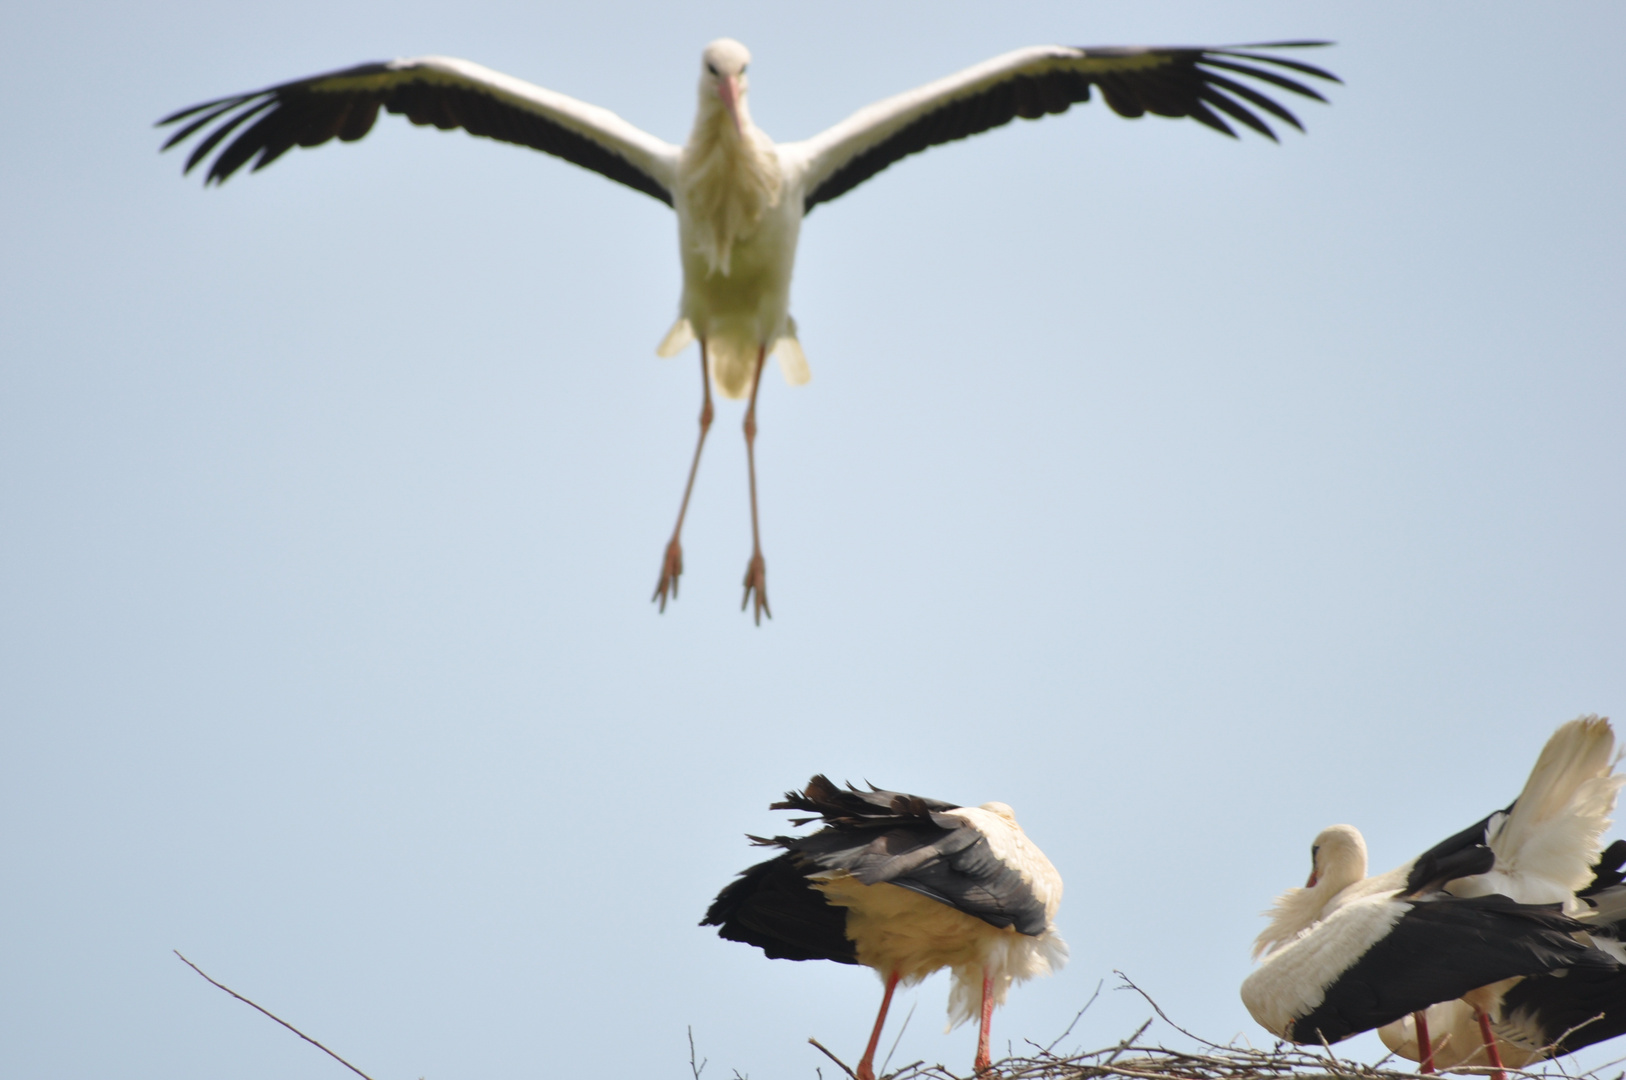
814 872 1067 1029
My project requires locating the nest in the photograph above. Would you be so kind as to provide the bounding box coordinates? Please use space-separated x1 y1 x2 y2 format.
805 1028 1626 1080
792 978 1626 1080
179 953 1626 1080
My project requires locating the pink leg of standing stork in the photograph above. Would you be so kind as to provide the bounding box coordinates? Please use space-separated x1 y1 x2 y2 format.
974 971 996 1076
1475 1007 1506 1080
652 345 715 611
740 345 771 624
1414 1010 1436 1074
855 970 901 1080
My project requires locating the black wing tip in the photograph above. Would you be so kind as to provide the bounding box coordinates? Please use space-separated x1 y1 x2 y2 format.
155 98 227 127
1208 45 1343 86
1229 40 1337 49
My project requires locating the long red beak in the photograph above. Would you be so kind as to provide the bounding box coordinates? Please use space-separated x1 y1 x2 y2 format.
717 74 744 137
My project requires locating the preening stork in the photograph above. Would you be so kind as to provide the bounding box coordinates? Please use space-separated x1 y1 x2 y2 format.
702 776 1064 1079
1242 716 1623 1080
159 38 1340 623
1379 841 1626 1070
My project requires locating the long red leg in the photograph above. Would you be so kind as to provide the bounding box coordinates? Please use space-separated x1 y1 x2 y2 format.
652 344 714 611
1414 1010 1435 1074
1475 1007 1506 1080
739 345 771 624
855 970 900 1080
974 971 995 1076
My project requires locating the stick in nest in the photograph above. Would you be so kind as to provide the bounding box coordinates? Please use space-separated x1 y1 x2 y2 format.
810 1036 862 1080
173 950 377 1080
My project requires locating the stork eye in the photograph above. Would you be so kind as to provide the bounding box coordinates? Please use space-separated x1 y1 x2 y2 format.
740 64 748 73
707 62 719 76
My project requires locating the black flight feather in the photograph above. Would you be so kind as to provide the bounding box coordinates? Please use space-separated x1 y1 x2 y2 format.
1289 895 1616 1045
804 41 1340 213
157 61 673 205
1403 808 1507 896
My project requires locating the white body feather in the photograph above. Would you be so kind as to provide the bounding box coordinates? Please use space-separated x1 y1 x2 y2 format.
1241 892 1411 1038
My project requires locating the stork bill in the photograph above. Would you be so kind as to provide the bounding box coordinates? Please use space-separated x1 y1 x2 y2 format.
159 38 1340 622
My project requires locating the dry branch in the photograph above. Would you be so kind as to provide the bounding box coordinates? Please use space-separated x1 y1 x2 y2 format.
173 950 377 1080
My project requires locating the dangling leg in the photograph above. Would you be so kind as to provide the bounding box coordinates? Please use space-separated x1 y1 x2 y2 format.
1414 1010 1435 1074
740 345 771 624
855 970 901 1080
970 971 998 1076
1474 1007 1506 1080
652 344 714 611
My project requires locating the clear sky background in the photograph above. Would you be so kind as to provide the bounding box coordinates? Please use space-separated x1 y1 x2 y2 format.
3 2 1623 1077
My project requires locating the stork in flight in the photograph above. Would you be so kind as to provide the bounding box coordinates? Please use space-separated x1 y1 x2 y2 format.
703 775 1064 1079
159 38 1340 623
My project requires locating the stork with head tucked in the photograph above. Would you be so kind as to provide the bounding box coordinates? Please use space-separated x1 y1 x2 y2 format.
159 38 1340 623
1242 716 1624 1080
702 775 1065 1079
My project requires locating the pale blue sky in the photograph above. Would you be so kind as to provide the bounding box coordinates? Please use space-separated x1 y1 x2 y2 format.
3 2 1623 1077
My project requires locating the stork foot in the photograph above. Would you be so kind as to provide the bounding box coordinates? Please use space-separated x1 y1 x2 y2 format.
652 537 684 612
741 551 771 625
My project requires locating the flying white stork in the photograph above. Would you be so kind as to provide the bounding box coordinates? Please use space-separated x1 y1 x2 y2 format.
158 38 1340 623
702 775 1064 1079
1242 716 1623 1079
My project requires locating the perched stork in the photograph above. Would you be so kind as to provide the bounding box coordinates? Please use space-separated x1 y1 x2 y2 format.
702 775 1064 1079
1380 841 1626 1070
1242 717 1623 1078
159 38 1340 623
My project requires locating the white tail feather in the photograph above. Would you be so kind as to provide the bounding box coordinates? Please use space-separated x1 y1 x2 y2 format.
773 317 811 386
1458 716 1621 904
655 317 695 358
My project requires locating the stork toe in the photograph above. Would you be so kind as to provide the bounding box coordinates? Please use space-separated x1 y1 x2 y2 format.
652 538 684 611
741 552 770 623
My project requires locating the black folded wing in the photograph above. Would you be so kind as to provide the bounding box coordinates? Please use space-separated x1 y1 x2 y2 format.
703 775 1048 963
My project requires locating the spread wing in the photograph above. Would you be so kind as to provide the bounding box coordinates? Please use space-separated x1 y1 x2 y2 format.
1244 892 1614 1045
783 42 1338 213
158 57 679 204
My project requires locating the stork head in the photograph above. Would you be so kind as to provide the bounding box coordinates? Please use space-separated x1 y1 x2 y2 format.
978 801 1020 827
1306 824 1367 892
699 38 752 138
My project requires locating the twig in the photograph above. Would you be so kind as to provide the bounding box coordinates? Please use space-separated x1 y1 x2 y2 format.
689 1025 708 1080
882 1000 918 1076
1105 1019 1155 1066
1114 972 1228 1052
1044 983 1104 1055
810 1037 861 1080
1314 1030 1351 1079
172 951 376 1080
